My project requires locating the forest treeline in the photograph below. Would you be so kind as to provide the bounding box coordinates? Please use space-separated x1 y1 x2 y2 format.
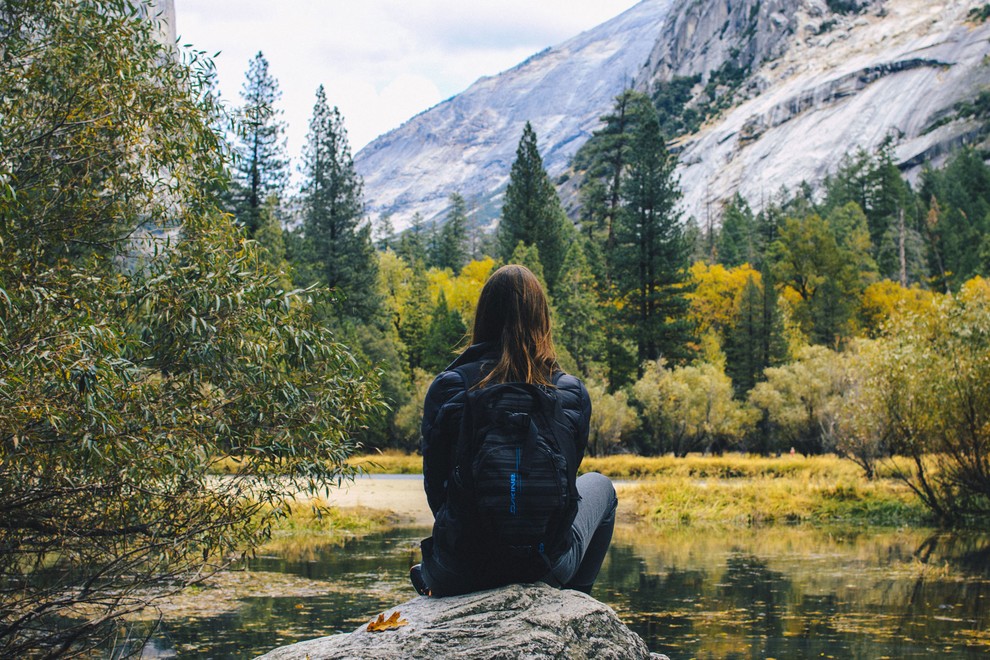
1 1 989 654
225 51 990 522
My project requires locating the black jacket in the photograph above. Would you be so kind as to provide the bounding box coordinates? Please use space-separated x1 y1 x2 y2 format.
419 342 591 595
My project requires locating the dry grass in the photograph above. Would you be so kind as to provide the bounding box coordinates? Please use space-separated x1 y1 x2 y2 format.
622 472 926 527
348 450 422 474
587 455 928 527
580 453 913 481
261 497 397 534
207 451 423 476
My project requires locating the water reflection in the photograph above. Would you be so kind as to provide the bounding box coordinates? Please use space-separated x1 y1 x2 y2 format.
146 525 990 658
605 525 990 659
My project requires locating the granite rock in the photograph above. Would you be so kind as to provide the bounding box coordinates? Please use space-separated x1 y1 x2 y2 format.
256 582 670 660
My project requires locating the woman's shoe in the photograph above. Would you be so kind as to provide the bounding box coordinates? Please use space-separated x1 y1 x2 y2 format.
409 564 432 596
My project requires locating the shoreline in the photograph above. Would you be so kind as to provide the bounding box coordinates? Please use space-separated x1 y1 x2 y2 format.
342 453 930 528
321 474 646 527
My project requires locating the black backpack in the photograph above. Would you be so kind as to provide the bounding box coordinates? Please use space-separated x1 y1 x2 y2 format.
447 364 580 581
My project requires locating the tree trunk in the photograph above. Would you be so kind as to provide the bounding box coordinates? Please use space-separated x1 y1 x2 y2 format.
898 208 907 287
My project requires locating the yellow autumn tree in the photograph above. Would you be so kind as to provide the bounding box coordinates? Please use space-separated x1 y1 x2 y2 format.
852 278 990 522
633 359 759 456
448 257 497 323
427 257 496 327
586 380 638 457
378 249 415 329
859 279 934 336
686 261 761 337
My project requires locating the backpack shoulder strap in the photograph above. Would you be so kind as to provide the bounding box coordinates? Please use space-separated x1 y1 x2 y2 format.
451 361 484 392
547 370 580 505
450 361 485 477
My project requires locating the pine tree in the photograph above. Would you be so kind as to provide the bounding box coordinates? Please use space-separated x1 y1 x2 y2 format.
870 140 916 280
920 148 990 287
823 141 917 280
374 213 395 251
576 91 652 250
421 290 467 373
823 149 873 228
433 193 469 272
555 240 606 375
396 213 430 266
299 85 376 321
399 261 433 372
717 194 758 267
498 122 569 291
753 202 783 268
614 101 693 370
724 273 785 396
230 51 289 236
508 241 549 291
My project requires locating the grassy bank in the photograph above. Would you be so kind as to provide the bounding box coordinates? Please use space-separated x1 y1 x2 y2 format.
622 474 926 527
579 453 909 480
262 498 397 535
348 452 929 527
252 497 397 558
586 454 928 527
208 451 422 475
349 450 422 474
220 452 928 528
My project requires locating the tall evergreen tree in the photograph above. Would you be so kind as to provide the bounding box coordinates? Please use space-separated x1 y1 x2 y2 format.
724 274 785 396
869 140 917 281
823 149 874 228
433 193 469 272
374 213 395 251
421 290 467 373
576 90 653 253
508 241 549 292
920 148 990 287
822 141 920 281
614 103 693 370
396 213 430 266
555 239 606 375
230 51 289 236
299 85 376 321
498 122 569 290
392 259 433 374
717 194 758 267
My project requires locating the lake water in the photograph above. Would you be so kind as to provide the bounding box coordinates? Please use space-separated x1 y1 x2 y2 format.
142 522 990 659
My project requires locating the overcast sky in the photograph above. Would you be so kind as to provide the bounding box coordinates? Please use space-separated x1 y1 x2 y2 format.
175 0 640 167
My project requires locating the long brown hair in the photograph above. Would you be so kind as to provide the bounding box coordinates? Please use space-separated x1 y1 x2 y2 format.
471 264 558 387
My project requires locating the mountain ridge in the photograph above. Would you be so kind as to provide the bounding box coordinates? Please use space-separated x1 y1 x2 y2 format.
354 0 673 230
355 0 990 232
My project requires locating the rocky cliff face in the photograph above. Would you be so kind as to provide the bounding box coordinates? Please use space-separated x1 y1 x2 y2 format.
639 0 815 84
355 0 990 230
658 0 990 222
255 582 669 660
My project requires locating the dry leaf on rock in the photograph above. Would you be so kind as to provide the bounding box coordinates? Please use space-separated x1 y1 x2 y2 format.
366 611 409 632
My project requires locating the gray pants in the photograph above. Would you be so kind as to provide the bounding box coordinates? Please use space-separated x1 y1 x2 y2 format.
545 472 617 593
